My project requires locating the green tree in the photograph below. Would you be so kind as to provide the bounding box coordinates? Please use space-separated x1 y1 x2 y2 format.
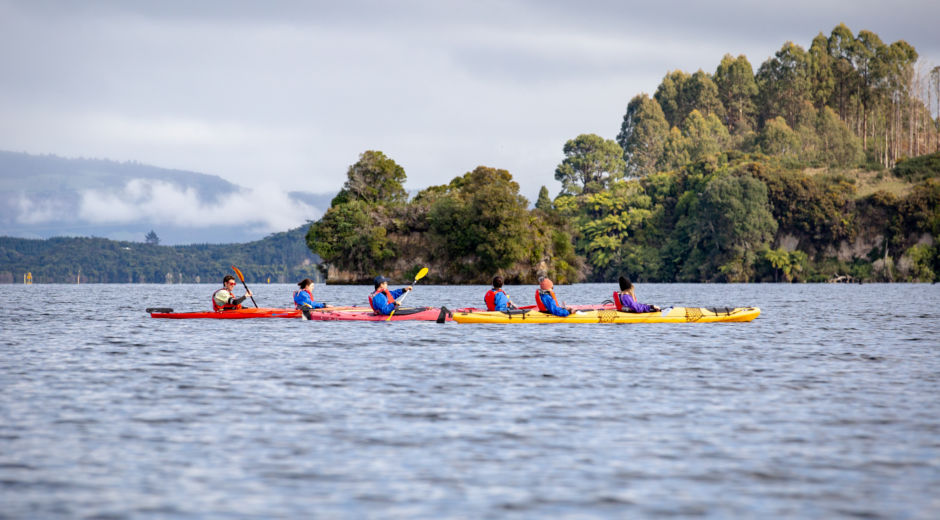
654 70 725 128
715 54 758 134
672 173 778 281
535 185 553 212
759 117 801 159
429 166 532 277
764 248 807 282
306 200 395 275
654 70 690 128
145 230 160 245
686 70 726 122
807 33 835 109
660 127 691 171
757 42 811 127
827 23 859 121
554 134 626 195
681 110 731 163
331 150 408 206
816 106 864 166
617 94 670 177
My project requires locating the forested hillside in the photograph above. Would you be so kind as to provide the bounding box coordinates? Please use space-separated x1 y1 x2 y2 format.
0 225 321 284
309 25 940 283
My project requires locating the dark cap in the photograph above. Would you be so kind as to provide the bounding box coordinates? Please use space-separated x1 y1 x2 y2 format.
373 275 389 286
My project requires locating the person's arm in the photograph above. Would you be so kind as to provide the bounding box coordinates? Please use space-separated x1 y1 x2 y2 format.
541 293 570 317
494 291 508 310
622 293 654 313
390 288 406 300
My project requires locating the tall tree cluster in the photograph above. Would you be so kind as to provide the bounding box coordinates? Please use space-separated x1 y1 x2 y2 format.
617 24 937 175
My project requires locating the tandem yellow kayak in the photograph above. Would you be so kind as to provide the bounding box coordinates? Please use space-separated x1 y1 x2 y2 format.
451 306 761 324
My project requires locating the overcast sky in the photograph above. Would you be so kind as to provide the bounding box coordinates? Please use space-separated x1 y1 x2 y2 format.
1 0 938 232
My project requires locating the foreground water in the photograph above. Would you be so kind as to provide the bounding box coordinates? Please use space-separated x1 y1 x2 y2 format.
1 283 938 519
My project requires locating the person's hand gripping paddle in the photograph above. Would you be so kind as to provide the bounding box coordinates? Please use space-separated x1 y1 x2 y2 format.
386 267 428 321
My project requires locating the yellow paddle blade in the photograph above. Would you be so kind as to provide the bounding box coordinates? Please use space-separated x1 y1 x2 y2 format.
231 265 245 282
414 267 429 282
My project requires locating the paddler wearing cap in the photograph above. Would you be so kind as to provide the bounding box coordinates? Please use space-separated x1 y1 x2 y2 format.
534 277 573 317
368 275 413 315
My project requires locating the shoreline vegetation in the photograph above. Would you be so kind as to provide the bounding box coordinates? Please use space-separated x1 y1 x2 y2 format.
3 25 939 284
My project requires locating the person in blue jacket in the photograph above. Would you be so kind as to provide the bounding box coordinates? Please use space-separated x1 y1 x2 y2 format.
616 276 660 313
294 278 326 319
484 276 517 311
535 277 573 317
369 275 412 315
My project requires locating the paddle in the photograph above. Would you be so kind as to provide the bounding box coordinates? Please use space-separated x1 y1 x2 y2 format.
231 265 258 308
386 267 428 321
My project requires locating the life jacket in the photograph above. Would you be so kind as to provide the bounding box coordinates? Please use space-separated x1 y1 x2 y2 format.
368 287 395 314
484 288 504 311
613 291 624 311
293 288 314 309
535 289 559 312
212 288 242 312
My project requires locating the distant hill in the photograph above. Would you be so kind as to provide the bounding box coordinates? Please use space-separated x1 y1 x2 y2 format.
0 150 335 244
0 224 322 284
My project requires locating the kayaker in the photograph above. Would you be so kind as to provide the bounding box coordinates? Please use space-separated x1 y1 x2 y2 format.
368 275 412 315
294 278 326 316
615 276 660 313
212 275 253 311
484 276 517 311
535 277 573 317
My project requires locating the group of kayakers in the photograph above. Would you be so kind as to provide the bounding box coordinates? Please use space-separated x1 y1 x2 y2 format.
213 274 659 317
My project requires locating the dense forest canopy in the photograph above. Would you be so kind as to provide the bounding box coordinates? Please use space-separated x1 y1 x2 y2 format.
308 25 940 284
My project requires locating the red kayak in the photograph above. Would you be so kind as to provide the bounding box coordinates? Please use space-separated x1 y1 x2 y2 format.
146 306 361 319
303 306 452 322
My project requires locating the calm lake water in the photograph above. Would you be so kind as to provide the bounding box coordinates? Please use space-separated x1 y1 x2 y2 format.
1 283 938 519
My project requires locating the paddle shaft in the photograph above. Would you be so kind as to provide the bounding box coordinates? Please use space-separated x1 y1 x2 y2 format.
240 278 258 308
231 266 258 308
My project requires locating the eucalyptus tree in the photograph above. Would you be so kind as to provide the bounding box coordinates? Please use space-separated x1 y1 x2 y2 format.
715 54 758 134
756 42 811 128
617 94 669 177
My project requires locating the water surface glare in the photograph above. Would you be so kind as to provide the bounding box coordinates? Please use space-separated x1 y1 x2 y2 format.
1 283 938 518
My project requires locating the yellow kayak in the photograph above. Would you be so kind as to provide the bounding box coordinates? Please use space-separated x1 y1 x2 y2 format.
451 306 761 324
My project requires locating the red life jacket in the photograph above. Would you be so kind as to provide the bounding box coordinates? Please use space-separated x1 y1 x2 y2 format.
484 288 504 311
212 288 242 312
535 289 559 312
613 291 624 311
368 287 395 313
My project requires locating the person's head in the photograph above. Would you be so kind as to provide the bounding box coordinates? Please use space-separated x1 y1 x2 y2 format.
492 276 503 289
374 275 389 289
223 275 237 288
297 278 314 290
539 277 553 291
619 276 633 292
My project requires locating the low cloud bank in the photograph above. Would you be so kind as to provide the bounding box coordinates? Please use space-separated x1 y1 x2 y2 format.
15 178 323 235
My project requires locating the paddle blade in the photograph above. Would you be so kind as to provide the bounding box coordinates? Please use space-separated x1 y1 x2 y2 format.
231 265 245 282
414 267 429 282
